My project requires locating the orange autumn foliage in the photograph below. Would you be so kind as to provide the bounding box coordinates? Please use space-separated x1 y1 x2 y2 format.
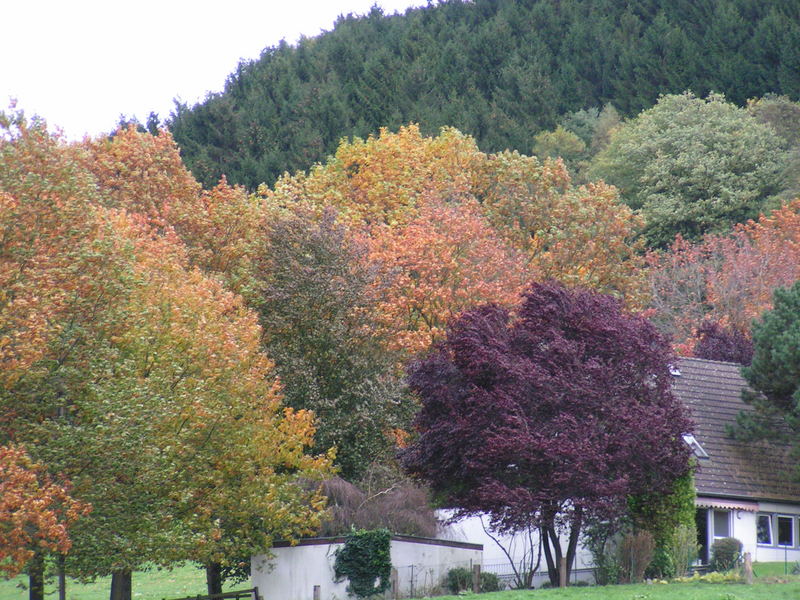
367 198 528 354
80 126 202 231
476 151 647 306
649 198 800 351
0 111 105 388
0 444 89 577
270 125 649 332
270 124 480 226
82 127 264 292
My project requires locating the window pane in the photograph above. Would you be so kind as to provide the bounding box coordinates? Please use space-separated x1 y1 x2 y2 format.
757 515 772 544
778 516 794 546
714 510 730 538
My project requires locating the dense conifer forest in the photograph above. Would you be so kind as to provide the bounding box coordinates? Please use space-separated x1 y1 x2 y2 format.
168 0 800 189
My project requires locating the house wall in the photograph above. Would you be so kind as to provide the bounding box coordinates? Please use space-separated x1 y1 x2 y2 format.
699 501 800 564
251 536 482 600
755 501 800 563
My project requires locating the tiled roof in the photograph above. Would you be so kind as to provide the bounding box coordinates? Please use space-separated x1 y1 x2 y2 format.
673 357 800 504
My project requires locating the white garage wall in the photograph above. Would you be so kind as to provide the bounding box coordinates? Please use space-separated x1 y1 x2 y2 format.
251 535 482 600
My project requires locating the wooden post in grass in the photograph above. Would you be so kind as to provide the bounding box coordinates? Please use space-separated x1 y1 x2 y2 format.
559 557 567 588
743 552 753 584
313 585 321 600
472 564 481 593
391 568 399 600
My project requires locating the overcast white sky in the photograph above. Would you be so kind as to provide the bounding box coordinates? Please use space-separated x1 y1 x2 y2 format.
1 0 429 140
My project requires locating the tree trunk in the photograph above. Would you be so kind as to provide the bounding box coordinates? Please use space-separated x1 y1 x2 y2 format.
563 507 583 584
28 552 45 600
206 562 223 597
542 524 562 587
110 570 132 600
58 555 67 600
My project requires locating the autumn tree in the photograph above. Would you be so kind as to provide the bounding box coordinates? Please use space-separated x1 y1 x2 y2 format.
475 151 648 306
648 199 800 351
401 282 692 586
0 445 88 581
271 125 649 327
1 112 333 600
0 108 105 389
269 124 480 227
82 127 264 294
589 92 791 247
366 198 528 355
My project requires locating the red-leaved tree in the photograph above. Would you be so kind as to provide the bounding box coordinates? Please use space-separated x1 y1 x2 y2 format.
401 282 692 586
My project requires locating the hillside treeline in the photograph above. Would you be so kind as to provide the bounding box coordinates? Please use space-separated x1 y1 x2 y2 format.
168 0 800 189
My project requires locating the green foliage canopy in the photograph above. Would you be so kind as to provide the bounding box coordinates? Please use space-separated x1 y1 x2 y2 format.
589 92 791 247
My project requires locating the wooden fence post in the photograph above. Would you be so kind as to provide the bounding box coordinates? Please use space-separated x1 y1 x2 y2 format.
472 564 481 593
313 585 321 600
743 552 753 584
391 568 399 600
559 557 567 588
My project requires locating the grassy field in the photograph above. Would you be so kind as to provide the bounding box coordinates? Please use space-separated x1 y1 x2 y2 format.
0 564 240 600
1 563 799 600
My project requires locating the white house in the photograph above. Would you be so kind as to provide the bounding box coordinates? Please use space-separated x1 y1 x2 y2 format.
673 358 800 564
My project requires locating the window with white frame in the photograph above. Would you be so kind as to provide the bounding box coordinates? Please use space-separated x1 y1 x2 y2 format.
713 509 730 539
777 515 795 547
757 514 773 545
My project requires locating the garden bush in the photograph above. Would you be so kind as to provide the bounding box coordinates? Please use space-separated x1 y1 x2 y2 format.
670 524 699 577
709 537 743 572
446 568 471 594
619 530 655 583
480 572 502 593
446 568 502 593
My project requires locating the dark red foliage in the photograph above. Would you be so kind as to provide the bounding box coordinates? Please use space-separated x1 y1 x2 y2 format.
693 320 754 365
400 281 692 584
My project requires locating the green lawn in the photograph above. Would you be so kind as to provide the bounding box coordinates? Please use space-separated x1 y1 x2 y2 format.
456 581 800 600
1 563 799 600
0 564 241 600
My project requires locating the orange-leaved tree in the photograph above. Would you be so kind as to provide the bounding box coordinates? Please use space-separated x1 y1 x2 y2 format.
269 124 481 227
366 197 529 355
475 151 648 307
1 111 333 600
0 444 89 578
648 198 800 353
82 127 265 294
270 125 649 318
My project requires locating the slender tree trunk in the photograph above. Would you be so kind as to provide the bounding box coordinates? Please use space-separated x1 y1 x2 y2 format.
58 555 66 600
28 552 45 600
564 507 583 584
546 525 564 586
110 570 132 600
206 562 223 597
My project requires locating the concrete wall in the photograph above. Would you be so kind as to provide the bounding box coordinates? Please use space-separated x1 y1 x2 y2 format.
251 536 482 600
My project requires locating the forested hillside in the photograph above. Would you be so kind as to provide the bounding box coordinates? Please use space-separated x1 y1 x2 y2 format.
168 0 800 189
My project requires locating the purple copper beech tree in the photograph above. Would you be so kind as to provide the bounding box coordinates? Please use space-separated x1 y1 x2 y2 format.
400 282 692 586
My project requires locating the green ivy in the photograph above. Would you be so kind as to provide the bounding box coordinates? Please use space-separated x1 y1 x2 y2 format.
629 468 696 579
334 529 392 598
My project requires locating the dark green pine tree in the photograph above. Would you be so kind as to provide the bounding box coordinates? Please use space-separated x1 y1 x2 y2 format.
736 281 800 446
166 0 800 190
